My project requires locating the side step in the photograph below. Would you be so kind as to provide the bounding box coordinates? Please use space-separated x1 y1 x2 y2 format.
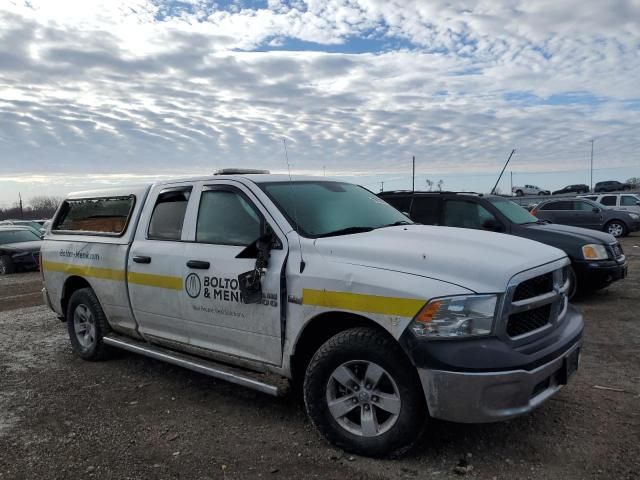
103 335 285 397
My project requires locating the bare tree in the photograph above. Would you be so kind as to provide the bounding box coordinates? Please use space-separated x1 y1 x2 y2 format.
425 179 433 191
627 177 640 187
30 196 63 217
436 179 444 192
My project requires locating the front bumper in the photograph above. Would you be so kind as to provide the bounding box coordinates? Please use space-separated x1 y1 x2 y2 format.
417 340 581 423
573 257 627 288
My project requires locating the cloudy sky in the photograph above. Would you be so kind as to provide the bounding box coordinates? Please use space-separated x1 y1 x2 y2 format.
1 0 639 206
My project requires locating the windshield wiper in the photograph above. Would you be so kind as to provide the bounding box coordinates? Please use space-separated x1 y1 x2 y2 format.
376 220 413 229
316 226 375 238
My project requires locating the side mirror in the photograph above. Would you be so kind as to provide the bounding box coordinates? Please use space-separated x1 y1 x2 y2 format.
237 225 276 304
636 201 640 206
592 207 601 213
482 219 503 232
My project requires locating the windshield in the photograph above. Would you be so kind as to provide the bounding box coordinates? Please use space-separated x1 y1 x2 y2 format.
0 229 41 244
489 198 538 225
260 181 412 237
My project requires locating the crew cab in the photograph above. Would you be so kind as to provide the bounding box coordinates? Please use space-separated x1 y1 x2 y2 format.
41 172 583 457
378 191 627 298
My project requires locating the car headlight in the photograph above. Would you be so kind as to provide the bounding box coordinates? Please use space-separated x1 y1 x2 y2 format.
410 295 497 338
582 244 608 260
629 213 639 220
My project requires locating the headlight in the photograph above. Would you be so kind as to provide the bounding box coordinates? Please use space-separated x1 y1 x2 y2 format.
410 295 497 338
582 244 608 260
629 213 639 220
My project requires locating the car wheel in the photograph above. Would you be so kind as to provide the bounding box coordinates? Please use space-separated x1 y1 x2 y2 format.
0 255 15 275
604 221 627 238
66 288 112 361
516 190 524 196
303 327 426 457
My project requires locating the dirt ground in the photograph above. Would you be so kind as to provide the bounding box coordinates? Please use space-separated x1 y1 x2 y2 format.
1 236 639 480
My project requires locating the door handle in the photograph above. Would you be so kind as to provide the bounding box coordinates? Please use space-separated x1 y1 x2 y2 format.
133 255 151 264
187 260 210 269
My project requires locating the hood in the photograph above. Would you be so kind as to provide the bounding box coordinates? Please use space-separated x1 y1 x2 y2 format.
313 225 566 293
522 223 616 244
0 240 42 253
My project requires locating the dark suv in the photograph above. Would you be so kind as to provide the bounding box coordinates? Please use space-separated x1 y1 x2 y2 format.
378 191 628 297
594 180 632 193
552 184 590 195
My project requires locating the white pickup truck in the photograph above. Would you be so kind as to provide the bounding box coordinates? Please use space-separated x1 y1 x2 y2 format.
41 171 583 457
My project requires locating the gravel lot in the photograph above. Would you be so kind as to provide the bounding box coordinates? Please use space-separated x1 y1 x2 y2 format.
1 236 639 479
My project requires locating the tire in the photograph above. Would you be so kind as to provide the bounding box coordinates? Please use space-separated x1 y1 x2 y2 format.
539 191 548 196
66 288 112 361
604 220 627 238
516 190 524 196
303 327 426 457
622 186 630 191
0 255 15 275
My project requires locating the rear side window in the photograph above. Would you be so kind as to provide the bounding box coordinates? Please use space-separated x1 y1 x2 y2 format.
574 200 596 211
442 200 496 229
148 188 191 241
411 197 441 225
381 195 412 213
601 196 617 206
53 196 134 235
196 188 262 246
541 201 572 211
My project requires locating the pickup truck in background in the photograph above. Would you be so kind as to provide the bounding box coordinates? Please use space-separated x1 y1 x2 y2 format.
512 184 551 196
41 172 583 457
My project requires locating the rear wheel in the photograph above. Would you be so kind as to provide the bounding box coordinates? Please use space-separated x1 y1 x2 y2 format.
0 255 15 275
605 220 627 238
66 288 112 361
303 328 426 457
516 190 524 196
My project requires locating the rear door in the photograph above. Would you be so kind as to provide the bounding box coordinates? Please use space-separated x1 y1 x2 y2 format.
128 185 192 343
537 200 573 224
179 180 288 365
410 196 442 225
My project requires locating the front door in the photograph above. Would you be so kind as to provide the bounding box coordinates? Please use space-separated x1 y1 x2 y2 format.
180 181 287 365
571 200 603 229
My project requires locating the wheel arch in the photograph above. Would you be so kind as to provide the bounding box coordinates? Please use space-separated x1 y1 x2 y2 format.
289 311 406 388
60 275 94 320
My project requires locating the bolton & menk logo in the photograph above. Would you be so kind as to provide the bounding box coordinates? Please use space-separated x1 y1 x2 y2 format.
185 273 202 298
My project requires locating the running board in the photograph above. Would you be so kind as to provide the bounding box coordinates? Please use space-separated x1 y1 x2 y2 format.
103 336 284 397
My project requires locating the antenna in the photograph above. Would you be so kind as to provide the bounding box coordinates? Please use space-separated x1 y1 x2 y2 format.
282 138 306 273
491 149 516 195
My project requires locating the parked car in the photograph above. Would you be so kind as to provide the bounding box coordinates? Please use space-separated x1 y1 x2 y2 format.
579 193 640 215
0 219 45 235
552 184 590 195
531 198 640 238
512 185 550 196
594 180 633 193
41 172 583 457
378 191 627 298
0 226 42 274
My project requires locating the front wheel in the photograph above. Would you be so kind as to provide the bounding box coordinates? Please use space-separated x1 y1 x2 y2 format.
0 255 15 275
605 220 627 238
66 288 112 361
567 266 578 300
303 328 426 457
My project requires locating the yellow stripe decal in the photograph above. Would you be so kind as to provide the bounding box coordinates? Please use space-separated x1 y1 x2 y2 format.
43 261 182 290
43 261 125 282
302 289 425 317
127 271 183 290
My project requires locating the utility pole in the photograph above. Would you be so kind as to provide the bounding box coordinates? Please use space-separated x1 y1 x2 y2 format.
323 165 326 177
590 139 594 191
19 193 23 219
380 181 384 193
491 149 516 195
510 171 513 194
412 155 415 192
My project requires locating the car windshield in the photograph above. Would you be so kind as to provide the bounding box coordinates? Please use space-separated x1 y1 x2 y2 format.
260 181 412 237
0 229 40 244
488 198 538 224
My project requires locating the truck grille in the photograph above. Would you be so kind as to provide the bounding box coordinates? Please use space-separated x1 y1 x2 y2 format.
502 264 569 341
507 304 552 337
611 243 623 259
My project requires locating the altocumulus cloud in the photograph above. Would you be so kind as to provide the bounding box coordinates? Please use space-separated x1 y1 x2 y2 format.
0 0 639 202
